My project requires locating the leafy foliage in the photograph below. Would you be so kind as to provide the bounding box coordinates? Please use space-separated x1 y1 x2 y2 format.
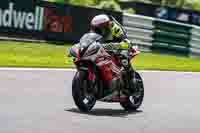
183 0 200 11
45 0 200 12
47 0 66 4
123 8 136 14
96 0 122 11
68 0 97 6
151 0 200 11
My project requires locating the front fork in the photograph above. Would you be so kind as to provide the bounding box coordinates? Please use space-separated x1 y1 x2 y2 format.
86 66 105 99
85 66 96 94
120 63 136 95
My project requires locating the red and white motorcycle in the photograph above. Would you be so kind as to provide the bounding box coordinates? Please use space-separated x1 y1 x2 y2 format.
69 35 144 112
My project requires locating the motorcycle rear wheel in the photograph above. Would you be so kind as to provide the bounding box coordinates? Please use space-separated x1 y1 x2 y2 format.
72 71 96 112
120 71 144 111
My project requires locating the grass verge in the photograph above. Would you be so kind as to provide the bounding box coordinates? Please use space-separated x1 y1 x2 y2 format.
0 41 73 68
0 40 200 72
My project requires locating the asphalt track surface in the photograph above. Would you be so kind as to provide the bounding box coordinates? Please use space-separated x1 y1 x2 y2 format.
1 68 200 133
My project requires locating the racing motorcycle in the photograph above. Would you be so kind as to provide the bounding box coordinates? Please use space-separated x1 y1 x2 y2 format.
69 34 144 112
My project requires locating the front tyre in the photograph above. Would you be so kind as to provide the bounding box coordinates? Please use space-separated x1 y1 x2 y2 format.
72 71 96 112
120 71 144 111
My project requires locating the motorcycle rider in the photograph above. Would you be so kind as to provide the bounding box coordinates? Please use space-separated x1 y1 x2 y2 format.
89 14 130 51
69 14 131 58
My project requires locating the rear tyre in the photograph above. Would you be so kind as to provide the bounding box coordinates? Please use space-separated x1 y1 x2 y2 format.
120 71 144 111
72 71 96 112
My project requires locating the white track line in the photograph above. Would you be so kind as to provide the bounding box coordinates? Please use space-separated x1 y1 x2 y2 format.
0 67 76 71
0 67 200 74
140 70 200 74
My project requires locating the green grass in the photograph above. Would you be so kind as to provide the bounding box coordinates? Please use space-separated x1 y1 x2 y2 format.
133 53 200 72
0 41 73 68
0 40 200 72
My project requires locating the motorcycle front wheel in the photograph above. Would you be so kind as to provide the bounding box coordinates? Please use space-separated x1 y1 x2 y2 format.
120 71 144 111
72 71 96 112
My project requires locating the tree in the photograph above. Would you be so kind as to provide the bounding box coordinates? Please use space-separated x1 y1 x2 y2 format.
160 0 200 11
46 0 200 12
47 0 65 4
97 0 122 11
161 0 179 7
68 0 97 6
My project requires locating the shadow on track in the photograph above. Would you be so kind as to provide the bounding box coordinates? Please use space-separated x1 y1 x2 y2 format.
65 108 143 117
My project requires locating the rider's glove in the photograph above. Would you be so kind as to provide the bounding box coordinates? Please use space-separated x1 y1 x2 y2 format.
117 39 130 50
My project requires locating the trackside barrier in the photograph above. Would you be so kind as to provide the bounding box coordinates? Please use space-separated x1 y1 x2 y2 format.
152 19 192 56
123 13 155 52
190 25 200 58
123 13 200 58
